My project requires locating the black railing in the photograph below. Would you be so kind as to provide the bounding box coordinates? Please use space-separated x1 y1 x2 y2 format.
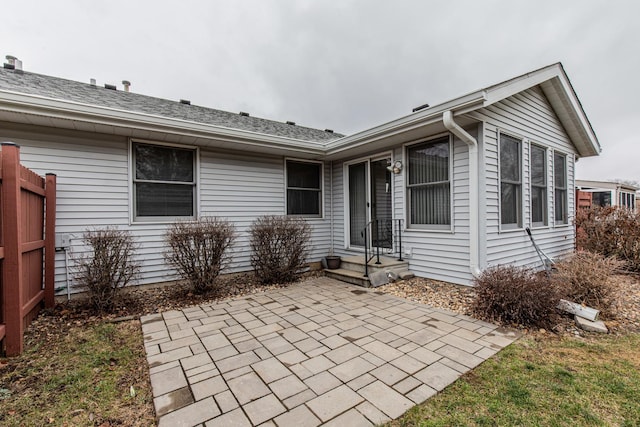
361 219 404 277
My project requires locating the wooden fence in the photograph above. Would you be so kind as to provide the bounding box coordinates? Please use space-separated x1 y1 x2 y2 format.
0 142 56 356
576 189 593 210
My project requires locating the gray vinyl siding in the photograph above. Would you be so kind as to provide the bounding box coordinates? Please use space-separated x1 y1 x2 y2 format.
473 85 576 269
329 134 474 286
402 133 472 285
1 125 331 294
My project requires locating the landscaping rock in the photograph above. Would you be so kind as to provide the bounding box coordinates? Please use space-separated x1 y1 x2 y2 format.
575 315 608 333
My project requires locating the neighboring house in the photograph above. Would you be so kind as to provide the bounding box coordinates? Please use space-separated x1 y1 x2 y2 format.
576 179 637 211
0 60 600 292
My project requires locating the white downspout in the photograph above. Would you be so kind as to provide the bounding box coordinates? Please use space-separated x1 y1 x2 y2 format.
329 161 334 255
443 111 482 278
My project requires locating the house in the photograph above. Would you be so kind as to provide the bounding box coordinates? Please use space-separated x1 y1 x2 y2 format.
0 59 600 293
576 179 637 211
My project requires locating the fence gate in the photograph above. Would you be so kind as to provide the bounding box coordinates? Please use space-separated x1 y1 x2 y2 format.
0 142 56 356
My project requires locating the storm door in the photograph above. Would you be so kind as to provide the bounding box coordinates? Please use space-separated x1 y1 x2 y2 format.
347 157 392 250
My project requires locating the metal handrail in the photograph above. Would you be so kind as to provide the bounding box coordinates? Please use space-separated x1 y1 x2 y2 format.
361 218 404 278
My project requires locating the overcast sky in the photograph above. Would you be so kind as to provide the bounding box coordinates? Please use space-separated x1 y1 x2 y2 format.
2 0 639 182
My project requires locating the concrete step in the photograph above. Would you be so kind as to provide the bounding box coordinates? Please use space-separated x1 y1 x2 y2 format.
324 268 371 288
339 255 409 275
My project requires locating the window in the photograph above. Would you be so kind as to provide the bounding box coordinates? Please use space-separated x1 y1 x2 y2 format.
407 136 451 228
619 191 636 210
530 144 547 226
592 191 611 207
500 134 522 228
286 160 322 217
132 142 196 219
554 152 568 224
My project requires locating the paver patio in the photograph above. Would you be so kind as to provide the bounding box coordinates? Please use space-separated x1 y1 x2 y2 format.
142 277 519 426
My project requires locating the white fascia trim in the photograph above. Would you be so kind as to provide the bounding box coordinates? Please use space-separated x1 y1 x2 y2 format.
0 89 326 156
324 92 487 154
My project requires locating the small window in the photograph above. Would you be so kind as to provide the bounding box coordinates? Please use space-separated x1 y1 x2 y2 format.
132 142 196 219
554 152 568 224
500 134 522 228
407 136 451 228
286 160 322 217
530 145 547 226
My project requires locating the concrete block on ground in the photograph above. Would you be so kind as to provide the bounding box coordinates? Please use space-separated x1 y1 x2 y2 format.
575 315 608 333
368 271 389 287
397 270 415 280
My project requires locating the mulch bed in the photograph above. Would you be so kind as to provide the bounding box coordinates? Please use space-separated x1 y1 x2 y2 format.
378 273 640 336
22 270 640 349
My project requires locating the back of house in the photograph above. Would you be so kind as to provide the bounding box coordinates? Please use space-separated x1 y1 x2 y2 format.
0 57 600 295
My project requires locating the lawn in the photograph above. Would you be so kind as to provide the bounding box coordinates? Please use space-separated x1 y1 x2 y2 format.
0 319 155 427
1 272 639 426
389 333 640 427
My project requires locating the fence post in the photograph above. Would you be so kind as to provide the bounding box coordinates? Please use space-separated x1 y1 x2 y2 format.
1 142 24 356
45 174 57 308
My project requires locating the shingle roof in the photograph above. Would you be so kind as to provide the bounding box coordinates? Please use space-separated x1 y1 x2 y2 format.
0 67 343 143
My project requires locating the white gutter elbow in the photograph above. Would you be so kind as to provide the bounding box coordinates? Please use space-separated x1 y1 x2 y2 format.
442 111 482 278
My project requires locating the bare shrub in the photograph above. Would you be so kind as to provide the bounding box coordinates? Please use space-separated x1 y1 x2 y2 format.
471 265 563 328
165 218 236 294
250 216 311 285
552 251 624 317
575 206 640 272
74 227 139 311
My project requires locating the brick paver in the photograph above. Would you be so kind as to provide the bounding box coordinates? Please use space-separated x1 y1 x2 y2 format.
143 277 519 426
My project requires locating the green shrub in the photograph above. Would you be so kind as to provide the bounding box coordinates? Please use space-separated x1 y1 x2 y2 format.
165 218 236 294
74 227 139 311
250 215 311 285
551 251 623 317
575 206 640 272
472 265 563 328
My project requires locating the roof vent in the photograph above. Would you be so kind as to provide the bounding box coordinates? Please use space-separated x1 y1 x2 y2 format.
4 55 21 71
121 80 131 92
90 78 96 86
180 99 191 105
104 83 117 90
325 129 334 133
286 121 296 125
3 55 17 70
239 111 250 117
412 103 430 113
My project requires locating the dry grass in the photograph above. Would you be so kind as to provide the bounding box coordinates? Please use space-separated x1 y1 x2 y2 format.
0 320 154 427
389 334 640 426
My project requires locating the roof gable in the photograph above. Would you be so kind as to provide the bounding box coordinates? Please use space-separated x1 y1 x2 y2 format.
482 63 600 157
327 63 600 158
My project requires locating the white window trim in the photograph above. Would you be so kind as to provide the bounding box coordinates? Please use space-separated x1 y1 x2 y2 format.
498 130 525 232
129 138 199 224
552 149 570 227
529 142 549 229
284 158 324 219
403 134 454 232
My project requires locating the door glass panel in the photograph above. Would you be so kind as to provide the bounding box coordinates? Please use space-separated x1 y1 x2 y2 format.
349 162 367 247
370 159 392 249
